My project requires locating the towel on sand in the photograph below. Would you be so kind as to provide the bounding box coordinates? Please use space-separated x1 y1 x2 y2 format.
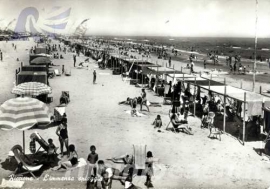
125 110 146 117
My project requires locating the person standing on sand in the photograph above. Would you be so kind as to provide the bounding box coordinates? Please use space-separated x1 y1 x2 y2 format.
73 54 76 67
229 63 233 74
204 60 206 69
56 118 69 157
0 51 2 61
233 63 237 74
93 69 97 84
191 61 195 73
140 88 150 112
168 57 171 67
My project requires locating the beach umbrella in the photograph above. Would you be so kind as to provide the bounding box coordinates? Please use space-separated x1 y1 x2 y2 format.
11 82 52 96
0 97 50 151
31 57 51 64
36 53 53 58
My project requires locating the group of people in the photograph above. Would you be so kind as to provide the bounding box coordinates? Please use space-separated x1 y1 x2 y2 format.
119 88 150 116
229 62 246 74
50 117 155 188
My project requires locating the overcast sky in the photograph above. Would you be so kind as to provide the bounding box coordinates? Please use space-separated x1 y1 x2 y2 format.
0 0 269 37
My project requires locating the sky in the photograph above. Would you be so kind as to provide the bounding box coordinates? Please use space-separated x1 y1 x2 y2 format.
0 0 269 37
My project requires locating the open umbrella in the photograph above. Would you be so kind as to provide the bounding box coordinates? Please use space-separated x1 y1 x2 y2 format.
0 97 51 152
36 53 53 58
12 82 52 96
31 57 51 64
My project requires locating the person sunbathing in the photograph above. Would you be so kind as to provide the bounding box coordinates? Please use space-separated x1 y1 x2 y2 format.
118 97 131 105
171 113 193 135
52 144 78 171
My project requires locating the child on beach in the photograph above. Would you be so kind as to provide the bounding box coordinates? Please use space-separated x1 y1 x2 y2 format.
87 145 99 177
48 138 56 161
131 97 138 116
152 115 162 129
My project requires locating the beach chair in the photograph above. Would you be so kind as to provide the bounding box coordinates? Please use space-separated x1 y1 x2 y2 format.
65 67 71 76
11 145 43 179
30 132 58 155
54 69 61 76
53 106 66 122
62 91 70 102
207 112 221 141
166 110 192 135
133 145 146 170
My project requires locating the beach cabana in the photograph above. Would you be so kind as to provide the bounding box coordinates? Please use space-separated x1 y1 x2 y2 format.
16 71 47 85
198 84 270 144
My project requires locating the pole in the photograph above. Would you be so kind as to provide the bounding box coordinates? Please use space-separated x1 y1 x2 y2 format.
240 79 243 89
23 131 25 153
260 86 262 94
223 78 226 132
243 92 246 145
253 0 258 92
193 77 197 116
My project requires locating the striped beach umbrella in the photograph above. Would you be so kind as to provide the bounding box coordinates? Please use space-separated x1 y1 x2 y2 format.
0 97 50 130
0 97 50 152
31 57 51 64
12 82 52 96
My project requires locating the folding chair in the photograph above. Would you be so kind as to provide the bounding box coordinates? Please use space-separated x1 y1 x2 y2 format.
59 91 70 105
54 69 61 76
65 67 71 76
30 132 58 155
166 110 193 135
207 112 221 141
133 145 146 170
11 145 43 179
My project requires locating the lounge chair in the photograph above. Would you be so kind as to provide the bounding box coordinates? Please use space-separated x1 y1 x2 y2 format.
11 145 43 179
30 132 58 155
207 112 221 140
133 145 146 170
166 110 193 135
60 91 70 104
54 69 61 76
65 68 71 76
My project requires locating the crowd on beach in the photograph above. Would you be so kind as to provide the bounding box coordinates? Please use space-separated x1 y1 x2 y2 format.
3 36 270 189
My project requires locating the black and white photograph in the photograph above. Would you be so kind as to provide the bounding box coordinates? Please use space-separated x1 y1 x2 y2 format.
0 0 270 188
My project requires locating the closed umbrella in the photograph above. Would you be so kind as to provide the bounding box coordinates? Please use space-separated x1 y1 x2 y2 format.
0 97 51 152
12 82 52 96
31 57 51 64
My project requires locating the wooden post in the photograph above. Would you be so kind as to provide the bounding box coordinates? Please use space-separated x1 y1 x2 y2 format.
240 79 243 89
243 92 246 145
208 76 211 90
193 77 197 116
23 131 25 153
223 78 226 132
260 86 262 94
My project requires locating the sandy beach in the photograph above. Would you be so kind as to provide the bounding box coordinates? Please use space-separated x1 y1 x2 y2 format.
0 38 269 189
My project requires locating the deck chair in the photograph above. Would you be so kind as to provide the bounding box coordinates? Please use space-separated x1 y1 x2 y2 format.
61 91 70 103
207 112 221 141
30 132 58 155
65 67 71 76
54 69 61 76
11 145 43 179
166 110 193 135
133 145 146 170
